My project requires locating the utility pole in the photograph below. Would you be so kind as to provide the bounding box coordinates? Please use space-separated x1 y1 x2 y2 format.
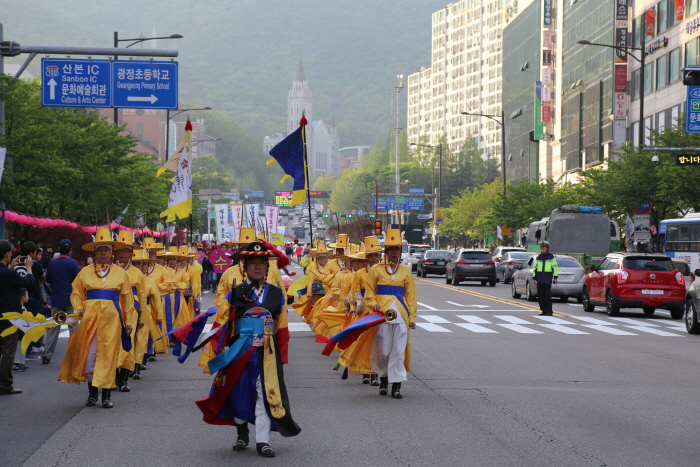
393 74 403 226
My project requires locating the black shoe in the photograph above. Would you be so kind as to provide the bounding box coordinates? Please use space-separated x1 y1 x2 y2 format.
102 389 113 408
147 355 156 362
138 363 147 370
42 357 50 364
370 374 379 386
362 374 370 384
117 384 131 392
233 423 249 451
379 376 388 396
539 312 547 316
391 382 403 399
133 372 141 380
256 443 275 457
86 383 99 406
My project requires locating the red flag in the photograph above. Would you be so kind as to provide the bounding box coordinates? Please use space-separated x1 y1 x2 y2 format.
645 10 655 37
676 0 685 21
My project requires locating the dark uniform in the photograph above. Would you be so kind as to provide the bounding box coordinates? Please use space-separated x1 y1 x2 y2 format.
531 252 559 316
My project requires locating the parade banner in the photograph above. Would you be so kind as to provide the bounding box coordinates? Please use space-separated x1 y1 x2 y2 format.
268 233 284 246
264 204 280 234
677 0 685 20
214 203 228 242
230 204 244 242
245 203 261 234
209 247 231 274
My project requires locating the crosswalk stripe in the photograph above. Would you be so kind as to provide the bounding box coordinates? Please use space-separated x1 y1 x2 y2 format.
538 324 589 335
445 301 466 306
454 323 498 333
534 316 577 325
497 324 544 334
623 326 684 337
456 315 492 324
417 301 438 311
573 317 618 325
581 325 638 335
609 318 660 327
288 322 312 332
495 316 534 325
415 323 452 332
420 315 452 324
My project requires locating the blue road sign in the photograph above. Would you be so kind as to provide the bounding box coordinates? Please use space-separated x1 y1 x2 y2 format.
687 84 700 133
436 219 444 226
357 209 364 216
42 58 112 107
409 187 425 194
372 196 424 210
248 191 265 198
112 60 178 109
417 214 432 220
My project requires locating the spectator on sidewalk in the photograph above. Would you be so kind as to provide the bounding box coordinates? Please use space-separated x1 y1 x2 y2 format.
0 240 36 395
12 289 31 372
42 239 82 364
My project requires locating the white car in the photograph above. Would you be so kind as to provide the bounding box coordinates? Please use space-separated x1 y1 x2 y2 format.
672 258 696 291
409 245 431 271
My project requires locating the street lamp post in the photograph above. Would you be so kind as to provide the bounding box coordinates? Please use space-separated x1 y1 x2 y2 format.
461 111 506 196
113 32 183 125
165 107 212 161
577 40 645 146
410 142 442 248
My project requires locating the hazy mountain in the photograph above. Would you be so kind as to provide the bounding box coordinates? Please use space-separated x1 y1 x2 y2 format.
3 0 438 147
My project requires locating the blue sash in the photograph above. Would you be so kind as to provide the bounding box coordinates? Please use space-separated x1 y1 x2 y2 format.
208 318 263 374
375 285 408 312
174 292 181 320
360 289 366 297
131 286 140 311
164 294 173 332
85 289 132 351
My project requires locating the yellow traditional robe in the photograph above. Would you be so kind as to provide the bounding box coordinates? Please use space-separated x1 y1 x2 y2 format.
338 264 417 374
185 265 202 318
170 267 192 328
118 264 143 371
149 263 173 352
312 269 356 342
134 274 166 362
349 267 371 317
292 261 334 323
58 265 135 389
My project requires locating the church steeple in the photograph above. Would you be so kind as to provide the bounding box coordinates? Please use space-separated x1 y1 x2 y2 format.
296 53 306 82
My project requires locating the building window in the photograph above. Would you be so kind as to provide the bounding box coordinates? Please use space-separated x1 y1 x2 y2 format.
688 0 700 18
644 63 653 96
632 15 645 49
669 48 681 83
657 0 667 35
657 110 666 133
686 37 699 67
656 54 668 90
632 68 641 101
644 116 653 145
316 152 327 170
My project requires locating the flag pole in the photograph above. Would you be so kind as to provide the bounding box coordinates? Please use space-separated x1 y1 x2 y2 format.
301 113 314 244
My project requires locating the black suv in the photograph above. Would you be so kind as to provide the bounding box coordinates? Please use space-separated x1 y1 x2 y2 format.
446 249 497 286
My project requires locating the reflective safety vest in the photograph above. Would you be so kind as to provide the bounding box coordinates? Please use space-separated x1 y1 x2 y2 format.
531 256 559 277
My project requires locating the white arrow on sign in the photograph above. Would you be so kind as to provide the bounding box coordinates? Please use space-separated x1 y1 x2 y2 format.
127 94 158 104
445 301 490 308
47 78 57 100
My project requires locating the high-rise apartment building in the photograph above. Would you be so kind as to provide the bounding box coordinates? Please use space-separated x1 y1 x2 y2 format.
407 1 505 158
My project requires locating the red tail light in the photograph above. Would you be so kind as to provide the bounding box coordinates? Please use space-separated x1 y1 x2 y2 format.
676 272 685 285
457 259 467 264
507 261 520 265
487 259 495 265
618 270 629 283
425 260 434 264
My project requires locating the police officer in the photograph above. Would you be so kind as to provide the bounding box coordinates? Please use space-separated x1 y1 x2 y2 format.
531 241 558 316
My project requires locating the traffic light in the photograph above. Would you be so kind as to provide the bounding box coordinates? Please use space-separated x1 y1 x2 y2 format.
345 214 353 218
374 220 382 235
321 214 329 218
368 214 376 218
683 68 700 85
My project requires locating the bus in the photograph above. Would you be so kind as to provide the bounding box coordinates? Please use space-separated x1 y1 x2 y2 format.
658 216 700 270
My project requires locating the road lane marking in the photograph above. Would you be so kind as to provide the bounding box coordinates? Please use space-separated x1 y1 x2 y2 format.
495 315 534 325
417 301 438 310
288 322 313 332
623 326 684 337
497 324 543 333
573 317 619 325
445 301 489 307
581 325 638 335
533 316 577 325
454 323 499 333
415 323 452 332
609 318 660 327
456 315 492 324
538 324 589 335
420 315 452 324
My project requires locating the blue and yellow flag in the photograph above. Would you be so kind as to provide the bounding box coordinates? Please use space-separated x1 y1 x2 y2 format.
268 118 308 206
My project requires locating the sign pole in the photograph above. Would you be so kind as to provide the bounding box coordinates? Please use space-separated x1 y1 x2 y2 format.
301 120 313 244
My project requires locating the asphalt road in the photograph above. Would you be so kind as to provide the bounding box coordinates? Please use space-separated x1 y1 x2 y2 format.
3 264 700 466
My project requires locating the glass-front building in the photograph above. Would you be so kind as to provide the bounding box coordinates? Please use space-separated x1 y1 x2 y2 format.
502 0 542 181
560 0 614 171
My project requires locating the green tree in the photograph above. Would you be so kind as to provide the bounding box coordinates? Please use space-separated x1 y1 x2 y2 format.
440 180 503 243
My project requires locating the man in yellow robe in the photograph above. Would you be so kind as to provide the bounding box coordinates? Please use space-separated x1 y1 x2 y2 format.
339 230 416 399
131 249 165 380
114 231 144 392
143 239 173 355
58 228 135 409
166 246 190 330
292 240 334 323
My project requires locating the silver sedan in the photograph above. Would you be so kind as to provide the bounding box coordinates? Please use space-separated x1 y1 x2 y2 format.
510 255 586 303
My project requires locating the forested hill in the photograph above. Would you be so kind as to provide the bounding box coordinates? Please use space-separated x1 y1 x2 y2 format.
4 0 438 147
